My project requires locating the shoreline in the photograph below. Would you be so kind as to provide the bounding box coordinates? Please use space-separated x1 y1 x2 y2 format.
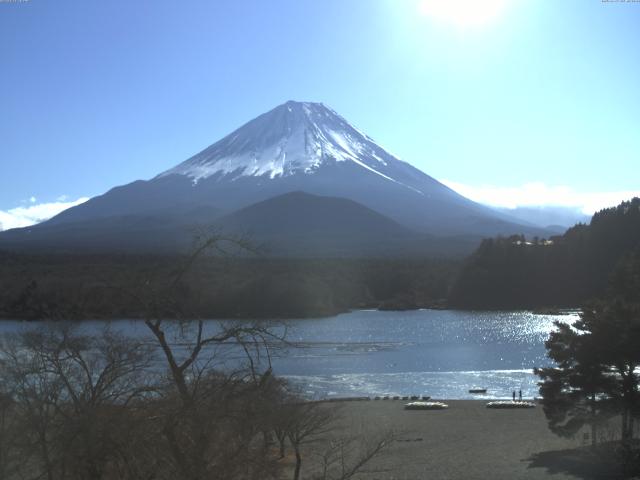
0 306 581 322
316 397 539 403
318 400 618 479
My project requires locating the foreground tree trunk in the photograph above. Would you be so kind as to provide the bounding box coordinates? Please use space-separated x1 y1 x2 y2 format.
591 393 597 448
293 445 302 480
275 429 287 458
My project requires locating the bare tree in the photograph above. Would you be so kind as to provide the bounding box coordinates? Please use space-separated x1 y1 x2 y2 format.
0 391 16 480
128 232 288 480
0 324 155 480
283 401 337 480
312 430 397 480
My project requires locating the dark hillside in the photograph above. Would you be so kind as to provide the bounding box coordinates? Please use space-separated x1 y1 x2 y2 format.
449 198 640 309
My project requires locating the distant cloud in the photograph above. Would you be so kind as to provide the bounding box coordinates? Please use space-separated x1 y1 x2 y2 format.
441 180 640 215
0 197 90 231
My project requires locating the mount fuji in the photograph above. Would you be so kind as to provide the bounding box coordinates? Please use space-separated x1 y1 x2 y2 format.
0 101 548 255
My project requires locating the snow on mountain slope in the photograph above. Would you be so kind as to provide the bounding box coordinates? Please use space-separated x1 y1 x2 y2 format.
159 101 421 193
8 100 553 246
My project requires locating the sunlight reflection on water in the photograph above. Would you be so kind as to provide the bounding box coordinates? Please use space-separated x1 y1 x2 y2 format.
276 309 578 399
0 309 578 399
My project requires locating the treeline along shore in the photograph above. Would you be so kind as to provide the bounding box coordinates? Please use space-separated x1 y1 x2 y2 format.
0 254 458 320
1 198 638 320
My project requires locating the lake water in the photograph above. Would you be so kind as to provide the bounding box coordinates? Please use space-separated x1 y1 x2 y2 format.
276 309 574 400
0 309 577 400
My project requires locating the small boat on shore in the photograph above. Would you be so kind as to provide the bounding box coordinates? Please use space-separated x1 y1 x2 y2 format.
404 401 448 410
468 388 487 394
486 401 535 409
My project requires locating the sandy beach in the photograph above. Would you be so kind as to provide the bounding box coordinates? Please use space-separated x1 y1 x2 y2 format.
308 399 621 480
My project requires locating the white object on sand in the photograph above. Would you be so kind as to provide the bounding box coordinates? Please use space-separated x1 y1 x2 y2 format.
404 401 449 410
486 401 536 409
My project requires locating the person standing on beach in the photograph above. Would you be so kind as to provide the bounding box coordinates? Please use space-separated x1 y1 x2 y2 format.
518 390 522 401
512 390 516 401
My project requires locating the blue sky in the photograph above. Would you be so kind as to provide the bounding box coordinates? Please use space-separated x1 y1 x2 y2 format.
1 0 639 228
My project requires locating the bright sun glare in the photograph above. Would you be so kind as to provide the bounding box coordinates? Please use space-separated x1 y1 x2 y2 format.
418 0 507 28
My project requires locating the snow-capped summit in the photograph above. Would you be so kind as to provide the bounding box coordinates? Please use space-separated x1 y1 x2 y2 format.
160 101 415 190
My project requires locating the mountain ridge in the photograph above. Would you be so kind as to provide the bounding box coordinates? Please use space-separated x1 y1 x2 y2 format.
0 101 553 254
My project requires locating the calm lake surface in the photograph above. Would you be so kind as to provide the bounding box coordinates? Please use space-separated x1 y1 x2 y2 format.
0 309 577 400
